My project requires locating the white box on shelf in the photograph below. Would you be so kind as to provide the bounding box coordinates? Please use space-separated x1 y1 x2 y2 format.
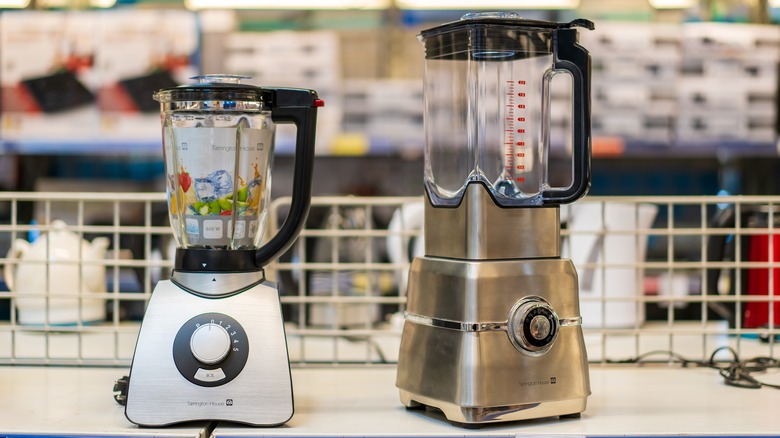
580 21 681 56
745 114 776 143
677 111 747 142
683 22 780 60
677 77 749 111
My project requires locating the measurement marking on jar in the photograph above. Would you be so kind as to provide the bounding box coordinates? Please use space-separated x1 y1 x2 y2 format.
507 80 527 183
506 81 515 175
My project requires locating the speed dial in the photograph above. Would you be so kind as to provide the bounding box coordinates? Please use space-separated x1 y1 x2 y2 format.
507 297 560 356
173 312 249 387
190 323 231 365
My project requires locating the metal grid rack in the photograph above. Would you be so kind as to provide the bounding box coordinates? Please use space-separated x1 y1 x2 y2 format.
0 192 777 366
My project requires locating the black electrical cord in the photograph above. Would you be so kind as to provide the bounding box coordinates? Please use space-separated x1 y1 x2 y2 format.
607 347 780 390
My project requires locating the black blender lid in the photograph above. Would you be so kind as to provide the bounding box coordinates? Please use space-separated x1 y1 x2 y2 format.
419 13 593 60
153 74 272 104
420 12 594 38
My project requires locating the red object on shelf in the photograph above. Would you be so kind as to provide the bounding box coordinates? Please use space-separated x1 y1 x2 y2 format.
745 233 780 328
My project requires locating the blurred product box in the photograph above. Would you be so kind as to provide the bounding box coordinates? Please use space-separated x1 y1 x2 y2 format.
579 21 682 56
677 112 747 143
593 111 674 144
0 10 199 145
595 53 680 82
594 82 651 109
745 113 776 143
342 79 423 150
682 23 780 61
339 29 383 79
223 30 342 154
0 12 99 141
677 78 749 111
343 79 422 114
96 10 199 141
586 21 777 148
224 32 339 84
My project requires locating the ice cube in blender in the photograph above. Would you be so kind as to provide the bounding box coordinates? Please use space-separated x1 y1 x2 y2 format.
195 170 234 202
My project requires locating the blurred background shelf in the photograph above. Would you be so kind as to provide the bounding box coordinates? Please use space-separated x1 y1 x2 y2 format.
1 1 780 199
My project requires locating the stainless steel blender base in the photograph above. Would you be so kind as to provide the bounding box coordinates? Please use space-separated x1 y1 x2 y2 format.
399 390 587 424
125 279 293 427
396 255 591 425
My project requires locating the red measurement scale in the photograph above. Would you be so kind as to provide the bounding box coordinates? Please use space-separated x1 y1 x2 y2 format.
505 80 526 184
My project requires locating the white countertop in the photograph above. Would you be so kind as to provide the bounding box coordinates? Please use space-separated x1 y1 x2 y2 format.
0 365 778 437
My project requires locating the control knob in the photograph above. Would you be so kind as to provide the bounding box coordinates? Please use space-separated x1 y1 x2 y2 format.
508 296 560 356
190 323 231 365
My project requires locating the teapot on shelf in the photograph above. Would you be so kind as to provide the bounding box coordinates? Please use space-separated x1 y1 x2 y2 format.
4 220 110 325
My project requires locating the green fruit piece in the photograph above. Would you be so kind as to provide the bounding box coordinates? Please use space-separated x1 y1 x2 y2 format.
208 201 221 214
225 193 233 200
193 201 205 211
237 187 248 202
198 205 210 216
218 198 233 212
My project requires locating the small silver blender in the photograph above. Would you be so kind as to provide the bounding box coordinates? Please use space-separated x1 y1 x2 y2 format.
396 13 594 426
125 75 323 427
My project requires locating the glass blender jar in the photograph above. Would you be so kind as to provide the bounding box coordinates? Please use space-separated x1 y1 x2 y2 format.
126 75 323 427
423 12 592 208
396 14 594 426
159 75 276 251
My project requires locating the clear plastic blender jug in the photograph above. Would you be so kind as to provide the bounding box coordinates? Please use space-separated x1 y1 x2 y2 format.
156 75 271 250
419 13 594 207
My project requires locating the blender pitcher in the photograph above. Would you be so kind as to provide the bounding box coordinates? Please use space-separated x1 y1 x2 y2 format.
397 14 593 426
422 12 592 207
159 75 275 250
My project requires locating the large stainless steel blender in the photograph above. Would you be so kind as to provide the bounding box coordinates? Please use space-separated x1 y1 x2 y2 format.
125 75 322 427
396 14 593 425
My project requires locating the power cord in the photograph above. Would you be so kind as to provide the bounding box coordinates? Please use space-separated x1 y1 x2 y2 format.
607 347 780 390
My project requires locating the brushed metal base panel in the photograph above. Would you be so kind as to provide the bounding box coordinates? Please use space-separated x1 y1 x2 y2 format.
125 280 293 427
396 256 590 424
424 183 561 260
400 390 587 424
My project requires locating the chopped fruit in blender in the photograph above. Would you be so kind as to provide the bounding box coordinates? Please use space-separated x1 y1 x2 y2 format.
219 210 233 216
169 193 178 215
237 186 248 202
179 168 192 193
218 198 233 212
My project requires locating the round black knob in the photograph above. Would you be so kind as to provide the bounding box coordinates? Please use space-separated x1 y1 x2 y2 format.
508 296 559 356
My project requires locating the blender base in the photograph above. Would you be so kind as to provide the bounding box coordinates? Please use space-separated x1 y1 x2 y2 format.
396 255 591 426
399 390 587 425
125 278 293 427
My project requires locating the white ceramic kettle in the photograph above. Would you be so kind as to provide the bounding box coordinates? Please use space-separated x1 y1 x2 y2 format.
4 220 110 325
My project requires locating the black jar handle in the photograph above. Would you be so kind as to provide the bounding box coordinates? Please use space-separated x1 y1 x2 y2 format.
542 27 592 205
255 88 323 267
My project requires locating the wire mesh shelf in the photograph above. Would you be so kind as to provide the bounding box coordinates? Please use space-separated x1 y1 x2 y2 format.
0 192 777 366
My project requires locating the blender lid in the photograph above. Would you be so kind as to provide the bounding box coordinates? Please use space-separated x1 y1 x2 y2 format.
420 12 594 38
419 13 593 60
153 74 272 106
